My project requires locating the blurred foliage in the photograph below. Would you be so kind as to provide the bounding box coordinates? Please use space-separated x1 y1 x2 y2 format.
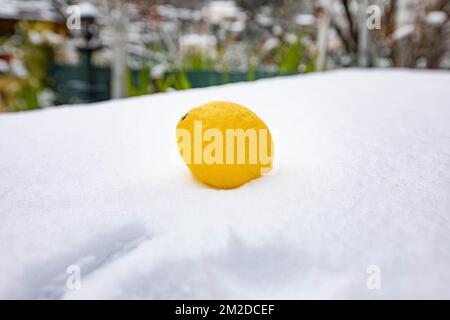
17 22 55 84
181 51 215 71
247 64 256 81
276 39 303 72
169 71 191 91
164 72 191 92
127 66 151 97
16 80 42 111
275 36 315 73
127 67 191 97
0 21 61 111
0 76 25 112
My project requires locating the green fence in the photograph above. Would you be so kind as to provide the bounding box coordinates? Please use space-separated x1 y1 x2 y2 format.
50 64 111 105
50 65 296 105
184 70 295 88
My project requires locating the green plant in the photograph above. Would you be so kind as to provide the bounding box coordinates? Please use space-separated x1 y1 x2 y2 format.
17 81 41 111
182 51 215 71
303 59 316 73
129 68 191 96
247 64 256 81
127 67 151 97
162 71 191 91
274 34 317 74
221 69 230 85
276 38 303 73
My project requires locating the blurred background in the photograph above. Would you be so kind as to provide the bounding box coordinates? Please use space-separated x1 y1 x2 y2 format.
0 0 448 112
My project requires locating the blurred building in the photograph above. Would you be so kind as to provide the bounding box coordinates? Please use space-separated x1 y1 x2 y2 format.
0 0 67 34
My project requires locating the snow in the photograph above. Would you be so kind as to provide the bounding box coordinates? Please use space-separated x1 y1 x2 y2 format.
79 2 99 19
426 11 447 26
295 14 316 26
0 69 450 299
179 34 217 50
261 37 280 52
203 1 242 24
391 24 415 41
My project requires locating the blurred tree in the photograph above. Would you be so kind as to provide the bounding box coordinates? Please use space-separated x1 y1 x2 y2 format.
384 0 450 68
330 0 450 68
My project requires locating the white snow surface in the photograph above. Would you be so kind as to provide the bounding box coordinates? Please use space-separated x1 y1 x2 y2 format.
0 69 450 299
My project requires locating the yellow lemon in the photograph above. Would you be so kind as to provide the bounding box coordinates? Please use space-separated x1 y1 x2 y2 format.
176 101 273 189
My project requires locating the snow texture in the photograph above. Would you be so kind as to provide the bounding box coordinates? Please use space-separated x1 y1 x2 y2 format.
0 69 449 299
